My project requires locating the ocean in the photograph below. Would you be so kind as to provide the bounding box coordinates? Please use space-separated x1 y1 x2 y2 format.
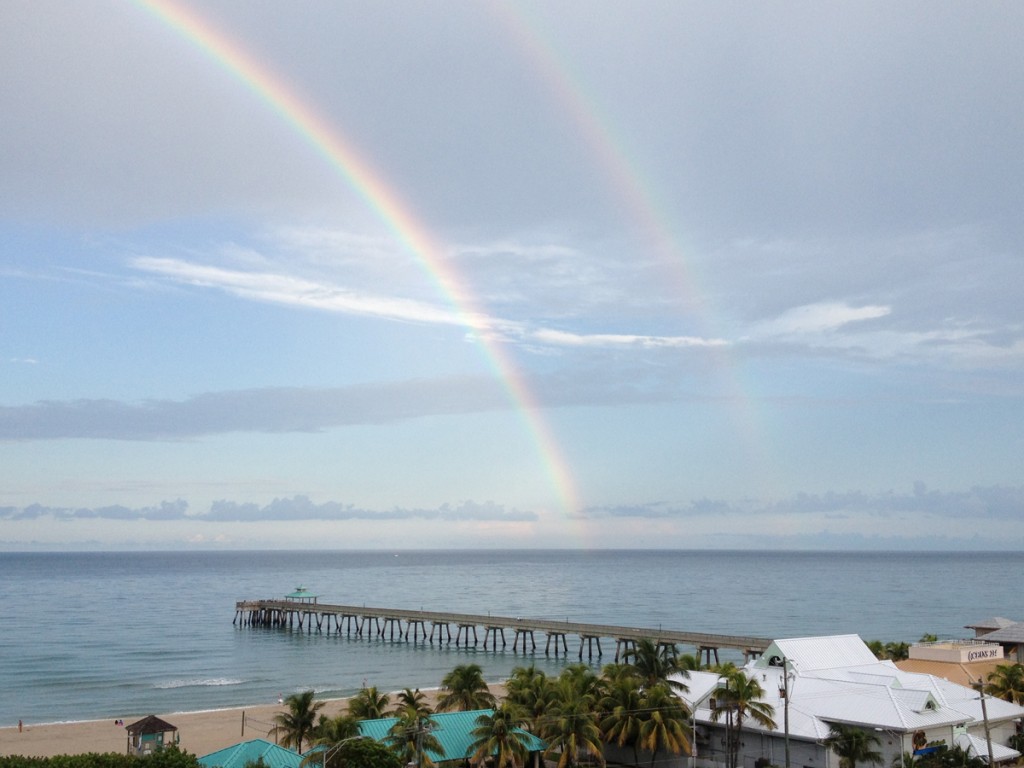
1 549 1020 727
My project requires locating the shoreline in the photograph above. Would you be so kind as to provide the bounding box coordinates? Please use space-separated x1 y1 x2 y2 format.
0 686 504 759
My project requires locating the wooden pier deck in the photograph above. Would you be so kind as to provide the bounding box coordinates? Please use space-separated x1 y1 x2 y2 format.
234 599 771 663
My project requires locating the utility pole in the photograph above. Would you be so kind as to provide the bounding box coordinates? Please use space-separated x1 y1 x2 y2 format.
976 679 995 767
783 658 792 768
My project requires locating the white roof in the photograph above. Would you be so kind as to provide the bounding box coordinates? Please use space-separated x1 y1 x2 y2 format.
955 733 1022 763
690 635 1024 740
757 634 880 672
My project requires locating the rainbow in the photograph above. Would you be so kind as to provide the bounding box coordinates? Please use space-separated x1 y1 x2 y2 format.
131 0 585 524
493 5 778 490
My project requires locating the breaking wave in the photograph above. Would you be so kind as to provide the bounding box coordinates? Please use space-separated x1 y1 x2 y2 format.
153 678 245 689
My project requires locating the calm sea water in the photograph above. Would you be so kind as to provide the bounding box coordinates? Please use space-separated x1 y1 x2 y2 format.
1 549 1021 727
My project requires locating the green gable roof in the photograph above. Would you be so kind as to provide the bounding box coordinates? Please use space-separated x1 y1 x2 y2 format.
357 709 545 763
199 738 305 768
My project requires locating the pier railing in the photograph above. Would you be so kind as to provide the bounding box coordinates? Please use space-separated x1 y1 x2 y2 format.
234 598 771 663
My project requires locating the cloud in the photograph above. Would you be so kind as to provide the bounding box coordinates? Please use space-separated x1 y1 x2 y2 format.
736 298 1024 368
131 253 732 353
0 379 628 442
132 256 480 329
580 484 1024 522
0 497 535 523
753 301 891 337
0 500 189 521
531 329 727 349
124 230 1024 375
0 378 518 440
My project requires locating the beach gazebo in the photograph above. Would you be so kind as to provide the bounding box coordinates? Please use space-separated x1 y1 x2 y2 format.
125 714 179 755
284 586 317 604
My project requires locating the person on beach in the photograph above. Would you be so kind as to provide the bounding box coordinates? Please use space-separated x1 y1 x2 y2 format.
18 720 23 732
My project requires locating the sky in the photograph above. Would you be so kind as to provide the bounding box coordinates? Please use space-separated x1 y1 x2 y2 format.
1 1 1023 551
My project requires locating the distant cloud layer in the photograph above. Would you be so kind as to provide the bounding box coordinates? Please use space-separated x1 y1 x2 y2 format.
0 372 717 441
581 483 1024 521
0 379 512 440
0 497 535 523
2 485 1019 525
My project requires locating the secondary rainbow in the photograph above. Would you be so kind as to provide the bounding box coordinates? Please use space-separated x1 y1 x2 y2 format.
132 0 585 522
494 5 779 491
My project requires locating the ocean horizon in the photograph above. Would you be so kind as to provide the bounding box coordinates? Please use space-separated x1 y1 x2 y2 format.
3 549 1021 727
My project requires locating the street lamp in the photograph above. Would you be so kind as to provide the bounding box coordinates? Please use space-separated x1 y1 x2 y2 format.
320 735 371 768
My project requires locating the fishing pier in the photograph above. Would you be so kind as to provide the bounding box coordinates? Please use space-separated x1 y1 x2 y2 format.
234 592 771 664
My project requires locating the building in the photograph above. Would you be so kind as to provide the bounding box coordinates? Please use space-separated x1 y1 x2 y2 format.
125 715 179 755
672 635 1024 768
204 709 547 768
200 739 305 768
966 618 1024 663
896 639 1006 687
356 709 546 767
284 586 318 604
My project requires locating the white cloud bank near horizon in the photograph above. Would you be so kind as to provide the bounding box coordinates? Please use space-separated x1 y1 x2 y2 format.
2 484 1022 552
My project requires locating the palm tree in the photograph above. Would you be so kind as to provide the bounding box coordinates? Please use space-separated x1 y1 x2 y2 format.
302 735 404 768
598 665 645 764
823 724 883 768
636 683 691 768
348 686 392 720
270 690 325 753
936 746 986 768
386 710 444 768
437 663 497 712
505 665 553 733
866 640 886 660
884 642 910 662
677 653 703 672
540 674 605 768
470 702 535 768
1009 732 1024 754
985 663 1024 705
392 688 434 719
624 639 690 692
710 669 775 768
311 712 360 746
559 664 605 701
891 751 917 768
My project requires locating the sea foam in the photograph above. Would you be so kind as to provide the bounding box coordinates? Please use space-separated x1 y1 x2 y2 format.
154 678 244 689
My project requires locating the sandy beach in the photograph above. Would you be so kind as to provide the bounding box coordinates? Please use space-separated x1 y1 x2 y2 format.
0 686 505 760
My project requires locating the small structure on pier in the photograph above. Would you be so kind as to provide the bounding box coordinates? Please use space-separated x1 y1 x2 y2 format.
284 586 317 604
125 715 179 755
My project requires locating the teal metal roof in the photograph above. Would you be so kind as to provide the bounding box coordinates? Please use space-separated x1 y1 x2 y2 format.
199 738 305 768
357 709 545 763
285 586 317 600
